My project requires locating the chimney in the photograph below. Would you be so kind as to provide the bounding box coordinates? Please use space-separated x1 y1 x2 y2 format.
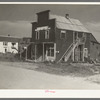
65 14 69 19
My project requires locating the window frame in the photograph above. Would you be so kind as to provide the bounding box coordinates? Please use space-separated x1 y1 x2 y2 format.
36 31 40 40
47 47 54 57
60 30 66 39
92 42 94 45
45 30 49 39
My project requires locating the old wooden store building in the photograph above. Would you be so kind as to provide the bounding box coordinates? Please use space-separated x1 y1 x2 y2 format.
25 10 100 63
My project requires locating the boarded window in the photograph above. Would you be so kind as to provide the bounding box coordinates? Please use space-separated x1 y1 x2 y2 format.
36 31 39 40
60 30 66 39
45 30 49 39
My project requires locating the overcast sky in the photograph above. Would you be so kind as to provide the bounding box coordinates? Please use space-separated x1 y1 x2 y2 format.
0 4 100 42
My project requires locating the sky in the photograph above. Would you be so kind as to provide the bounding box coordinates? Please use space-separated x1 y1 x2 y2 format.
0 4 100 42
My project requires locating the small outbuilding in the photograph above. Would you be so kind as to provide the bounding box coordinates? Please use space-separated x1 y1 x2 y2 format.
0 35 20 54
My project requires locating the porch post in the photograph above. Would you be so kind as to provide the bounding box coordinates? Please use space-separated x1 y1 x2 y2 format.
43 43 44 61
30 43 33 59
20 51 21 59
54 43 56 60
76 45 78 62
82 44 85 62
72 48 74 62
19 46 22 60
72 31 75 62
25 47 27 61
35 44 37 61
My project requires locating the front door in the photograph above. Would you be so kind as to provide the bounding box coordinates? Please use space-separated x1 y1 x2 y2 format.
45 43 55 61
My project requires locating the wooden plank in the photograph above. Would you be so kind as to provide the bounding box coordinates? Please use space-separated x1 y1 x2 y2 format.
35 44 37 61
43 43 44 61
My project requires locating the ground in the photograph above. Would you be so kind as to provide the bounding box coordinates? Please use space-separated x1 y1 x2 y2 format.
1 61 100 89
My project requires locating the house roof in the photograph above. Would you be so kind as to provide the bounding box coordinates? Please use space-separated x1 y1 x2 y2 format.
50 14 90 33
0 35 21 42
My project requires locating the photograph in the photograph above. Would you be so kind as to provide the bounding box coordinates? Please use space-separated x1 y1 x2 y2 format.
0 3 100 90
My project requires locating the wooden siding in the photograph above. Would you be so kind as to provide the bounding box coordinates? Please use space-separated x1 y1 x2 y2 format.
37 10 50 24
84 33 91 54
55 28 73 62
85 33 100 60
90 34 98 43
90 41 100 60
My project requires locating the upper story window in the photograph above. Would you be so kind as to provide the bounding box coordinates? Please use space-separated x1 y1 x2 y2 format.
3 42 8 46
45 30 49 39
35 26 50 40
60 30 66 39
36 31 39 40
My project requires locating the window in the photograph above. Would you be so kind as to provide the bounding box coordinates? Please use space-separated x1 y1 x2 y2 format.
47 47 54 57
3 42 8 46
45 30 49 39
36 31 39 40
60 30 66 39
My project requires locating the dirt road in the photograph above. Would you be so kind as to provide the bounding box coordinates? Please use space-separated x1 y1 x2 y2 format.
0 61 100 89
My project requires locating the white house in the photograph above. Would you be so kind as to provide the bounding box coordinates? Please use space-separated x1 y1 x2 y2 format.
0 35 20 54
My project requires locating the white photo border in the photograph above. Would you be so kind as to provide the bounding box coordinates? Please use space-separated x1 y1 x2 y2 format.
0 2 100 98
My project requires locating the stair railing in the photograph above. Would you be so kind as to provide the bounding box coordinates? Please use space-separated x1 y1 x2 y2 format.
57 39 80 63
